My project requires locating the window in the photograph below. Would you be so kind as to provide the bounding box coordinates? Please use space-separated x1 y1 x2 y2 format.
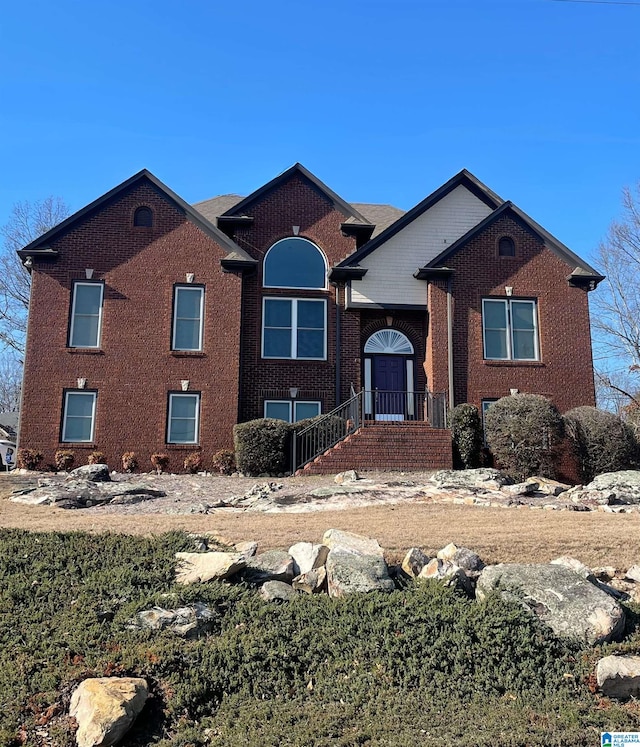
167 393 200 443
481 399 499 444
62 391 96 442
482 299 539 361
69 282 104 348
172 286 204 351
498 236 515 256
262 298 326 359
263 238 327 289
264 400 321 422
134 206 153 227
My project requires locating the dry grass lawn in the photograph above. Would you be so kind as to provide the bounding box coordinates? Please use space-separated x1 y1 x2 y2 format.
1 473 636 568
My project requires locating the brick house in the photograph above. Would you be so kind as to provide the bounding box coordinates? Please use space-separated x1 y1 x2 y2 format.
17 164 603 472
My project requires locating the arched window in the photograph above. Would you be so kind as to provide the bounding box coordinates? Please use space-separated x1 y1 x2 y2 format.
364 329 414 355
263 237 327 289
134 206 153 227
498 236 515 257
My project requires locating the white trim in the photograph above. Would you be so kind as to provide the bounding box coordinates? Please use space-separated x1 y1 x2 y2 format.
69 282 104 348
167 392 200 444
263 237 328 290
62 391 97 443
406 360 415 417
172 285 204 351
482 298 539 361
264 400 321 422
262 297 327 360
264 400 292 421
364 329 414 355
364 358 373 415
294 401 321 421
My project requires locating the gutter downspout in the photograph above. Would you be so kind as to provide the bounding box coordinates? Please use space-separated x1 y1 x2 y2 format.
335 283 342 407
447 276 454 411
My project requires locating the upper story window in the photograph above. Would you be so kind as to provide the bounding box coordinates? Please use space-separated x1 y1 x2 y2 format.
172 286 204 351
498 236 515 257
262 298 326 359
134 206 153 227
69 282 104 348
263 238 327 289
482 298 539 361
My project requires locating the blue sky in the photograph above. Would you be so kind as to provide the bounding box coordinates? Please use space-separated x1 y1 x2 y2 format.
1 0 639 267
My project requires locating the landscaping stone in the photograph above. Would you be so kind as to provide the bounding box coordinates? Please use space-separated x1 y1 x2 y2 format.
430 468 512 491
596 655 640 699
175 551 246 584
325 548 395 597
129 603 215 637
334 470 359 484
418 558 473 594
532 477 570 497
437 543 484 573
260 580 297 602
550 556 597 583
9 479 166 509
69 676 148 747
292 567 327 594
625 565 640 583
289 542 329 575
322 528 384 556
583 471 640 504
70 464 111 482
476 563 625 644
502 481 539 496
401 547 431 578
244 550 295 583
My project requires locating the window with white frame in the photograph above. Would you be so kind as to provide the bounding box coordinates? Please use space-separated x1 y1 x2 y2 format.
62 391 97 442
482 299 539 361
481 399 499 444
264 400 321 422
69 282 104 348
172 286 204 351
167 393 200 443
262 298 326 359
263 237 327 289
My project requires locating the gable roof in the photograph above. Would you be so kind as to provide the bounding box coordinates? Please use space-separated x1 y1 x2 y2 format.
336 169 504 268
17 170 254 266
418 200 603 284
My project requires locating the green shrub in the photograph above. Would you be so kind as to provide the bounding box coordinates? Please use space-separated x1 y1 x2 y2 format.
484 394 563 480
183 451 203 474
211 448 236 475
54 449 75 472
450 403 482 468
563 406 637 482
234 418 291 476
16 448 43 471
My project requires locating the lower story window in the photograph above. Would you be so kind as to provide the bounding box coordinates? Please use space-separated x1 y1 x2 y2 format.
481 399 499 444
264 400 321 422
168 393 200 443
62 391 97 442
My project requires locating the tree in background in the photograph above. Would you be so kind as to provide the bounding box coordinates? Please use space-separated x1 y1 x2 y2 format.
0 353 21 412
0 197 70 356
592 181 640 410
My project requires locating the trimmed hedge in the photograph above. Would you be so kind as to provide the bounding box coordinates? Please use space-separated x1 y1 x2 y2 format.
234 418 291 476
563 406 638 483
451 403 482 469
484 394 563 481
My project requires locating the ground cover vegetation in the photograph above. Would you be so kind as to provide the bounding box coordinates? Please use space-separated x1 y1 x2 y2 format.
1 530 640 746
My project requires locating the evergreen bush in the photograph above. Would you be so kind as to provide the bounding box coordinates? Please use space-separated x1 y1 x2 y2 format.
484 394 563 480
563 406 637 482
451 403 482 468
234 418 291 476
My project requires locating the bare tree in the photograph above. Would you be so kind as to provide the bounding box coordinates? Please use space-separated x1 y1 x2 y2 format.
0 352 22 412
592 182 640 409
0 197 70 356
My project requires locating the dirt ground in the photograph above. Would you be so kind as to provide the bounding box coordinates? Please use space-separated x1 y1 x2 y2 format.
1 470 638 568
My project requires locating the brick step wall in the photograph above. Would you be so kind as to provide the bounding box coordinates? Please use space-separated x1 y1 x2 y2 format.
298 423 452 475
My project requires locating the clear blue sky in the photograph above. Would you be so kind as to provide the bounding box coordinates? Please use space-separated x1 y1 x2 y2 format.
1 0 639 267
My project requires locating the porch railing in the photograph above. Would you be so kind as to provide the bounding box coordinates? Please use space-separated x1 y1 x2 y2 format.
292 387 449 471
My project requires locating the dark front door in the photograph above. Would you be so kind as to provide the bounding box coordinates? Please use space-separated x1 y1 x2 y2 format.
373 355 406 417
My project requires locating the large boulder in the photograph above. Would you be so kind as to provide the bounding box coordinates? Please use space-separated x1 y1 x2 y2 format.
129 603 215 638
289 542 329 575
476 563 625 645
322 529 384 556
597 655 640 699
430 468 512 491
69 677 148 747
175 551 246 584
584 471 640 504
69 464 111 482
244 550 295 583
325 548 394 597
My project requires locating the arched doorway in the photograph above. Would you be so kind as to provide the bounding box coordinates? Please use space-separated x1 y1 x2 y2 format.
363 329 415 420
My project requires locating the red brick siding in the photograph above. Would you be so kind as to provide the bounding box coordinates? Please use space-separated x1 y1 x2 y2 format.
20 181 243 472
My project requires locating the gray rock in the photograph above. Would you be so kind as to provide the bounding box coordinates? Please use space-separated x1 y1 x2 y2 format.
235 540 259 559
502 481 539 496
476 563 625 645
401 547 431 578
531 477 571 497
292 567 327 594
334 470 359 484
584 470 640 504
245 550 295 583
597 655 640 699
289 542 329 575
260 580 297 602
325 548 395 597
430 468 512 491
437 543 484 573
130 602 215 637
69 677 148 747
69 463 111 482
418 558 474 594
625 565 640 583
322 528 384 557
550 556 597 583
175 551 246 584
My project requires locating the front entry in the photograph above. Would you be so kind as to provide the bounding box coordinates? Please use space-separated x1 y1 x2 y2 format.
373 355 406 419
